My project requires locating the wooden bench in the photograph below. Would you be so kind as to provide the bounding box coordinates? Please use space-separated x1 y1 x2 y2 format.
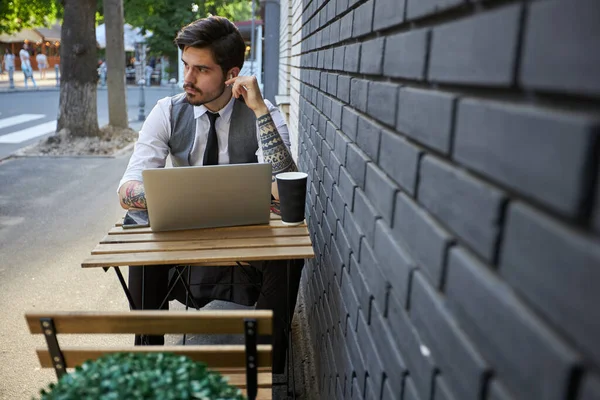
25 310 273 400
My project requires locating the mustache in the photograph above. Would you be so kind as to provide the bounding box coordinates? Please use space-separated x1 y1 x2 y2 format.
183 83 200 92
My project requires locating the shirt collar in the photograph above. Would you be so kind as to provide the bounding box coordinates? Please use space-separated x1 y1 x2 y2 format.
193 94 235 123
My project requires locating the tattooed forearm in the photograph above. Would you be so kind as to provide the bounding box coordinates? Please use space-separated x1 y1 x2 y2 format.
119 180 147 209
257 113 297 180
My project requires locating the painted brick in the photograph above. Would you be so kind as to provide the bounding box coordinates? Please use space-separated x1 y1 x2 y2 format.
332 185 346 224
404 377 422 400
337 76 351 104
520 0 600 97
351 370 365 400
340 266 360 331
329 152 342 183
356 116 381 162
410 271 489 400
360 37 385 75
359 239 388 312
353 189 381 247
338 166 357 211
337 0 349 17
487 381 514 400
348 254 371 321
392 193 453 288
595 167 600 233
384 29 429 80
367 82 399 127
333 46 345 71
336 220 353 267
350 78 369 113
344 206 364 258
370 302 406 395
579 373 600 400
344 43 361 73
352 0 374 38
434 375 457 400
406 0 464 20
387 294 435 400
379 128 421 196
454 98 599 219
446 247 580 400
323 97 333 123
428 5 521 85
342 106 359 141
396 87 455 154
373 0 405 30
365 163 397 225
373 220 416 307
320 70 328 91
327 73 338 95
418 155 505 262
346 144 370 190
340 10 354 41
356 312 385 399
500 202 600 366
331 99 343 129
324 48 334 70
323 167 335 198
330 236 344 276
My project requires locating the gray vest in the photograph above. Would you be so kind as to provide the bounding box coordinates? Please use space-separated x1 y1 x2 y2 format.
168 93 258 166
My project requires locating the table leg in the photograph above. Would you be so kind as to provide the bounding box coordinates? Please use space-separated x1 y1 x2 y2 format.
114 267 138 310
286 259 297 399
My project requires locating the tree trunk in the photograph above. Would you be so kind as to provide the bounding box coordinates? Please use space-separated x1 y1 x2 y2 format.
57 0 99 137
103 0 128 128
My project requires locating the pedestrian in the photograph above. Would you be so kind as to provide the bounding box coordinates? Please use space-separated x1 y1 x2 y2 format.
117 16 301 374
144 63 153 86
35 50 48 80
3 49 15 89
19 43 37 89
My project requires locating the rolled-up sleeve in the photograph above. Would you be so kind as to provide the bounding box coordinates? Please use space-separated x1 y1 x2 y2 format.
117 97 172 191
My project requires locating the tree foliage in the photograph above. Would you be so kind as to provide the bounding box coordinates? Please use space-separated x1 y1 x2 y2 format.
0 0 60 34
122 0 255 60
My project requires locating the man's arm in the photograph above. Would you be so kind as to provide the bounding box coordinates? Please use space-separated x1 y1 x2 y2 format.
226 75 297 198
118 180 147 209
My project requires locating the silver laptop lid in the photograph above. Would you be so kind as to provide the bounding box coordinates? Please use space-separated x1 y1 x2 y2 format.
142 163 272 231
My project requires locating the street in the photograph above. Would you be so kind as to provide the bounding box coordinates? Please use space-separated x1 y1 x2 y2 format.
0 86 177 160
0 86 169 399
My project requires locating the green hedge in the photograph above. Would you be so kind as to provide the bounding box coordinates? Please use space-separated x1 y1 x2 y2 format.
37 352 246 400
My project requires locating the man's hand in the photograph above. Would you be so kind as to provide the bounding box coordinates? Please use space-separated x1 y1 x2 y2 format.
118 180 147 209
226 75 269 117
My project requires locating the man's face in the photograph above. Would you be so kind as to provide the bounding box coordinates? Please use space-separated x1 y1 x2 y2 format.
181 46 229 107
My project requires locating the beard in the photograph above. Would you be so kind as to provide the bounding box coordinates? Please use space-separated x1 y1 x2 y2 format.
184 82 228 106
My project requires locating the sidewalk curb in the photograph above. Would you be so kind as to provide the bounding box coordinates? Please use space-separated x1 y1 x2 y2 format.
1 119 141 162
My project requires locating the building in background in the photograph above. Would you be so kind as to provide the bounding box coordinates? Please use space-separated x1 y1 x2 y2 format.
0 24 61 71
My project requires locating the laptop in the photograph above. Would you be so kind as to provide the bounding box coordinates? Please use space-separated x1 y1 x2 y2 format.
141 163 273 231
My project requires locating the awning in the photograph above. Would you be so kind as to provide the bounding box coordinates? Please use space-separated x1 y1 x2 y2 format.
34 24 61 42
0 29 43 43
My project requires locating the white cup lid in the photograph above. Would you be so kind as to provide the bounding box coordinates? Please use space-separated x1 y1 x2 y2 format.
276 172 308 180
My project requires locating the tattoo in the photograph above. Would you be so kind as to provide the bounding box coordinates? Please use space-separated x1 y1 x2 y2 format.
122 181 147 209
257 113 297 178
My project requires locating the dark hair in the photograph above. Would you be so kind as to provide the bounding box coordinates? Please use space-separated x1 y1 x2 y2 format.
174 16 245 75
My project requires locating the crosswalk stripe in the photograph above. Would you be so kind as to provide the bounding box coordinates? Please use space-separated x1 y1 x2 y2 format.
0 121 57 144
0 114 46 130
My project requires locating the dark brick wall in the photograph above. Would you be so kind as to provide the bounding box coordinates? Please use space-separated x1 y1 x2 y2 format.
293 0 600 399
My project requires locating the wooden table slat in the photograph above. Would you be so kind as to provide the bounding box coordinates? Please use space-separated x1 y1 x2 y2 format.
82 245 315 268
92 236 312 255
115 212 282 227
110 219 304 235
100 226 309 244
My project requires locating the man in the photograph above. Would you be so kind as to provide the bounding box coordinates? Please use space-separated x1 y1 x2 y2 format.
118 16 302 374
19 44 37 89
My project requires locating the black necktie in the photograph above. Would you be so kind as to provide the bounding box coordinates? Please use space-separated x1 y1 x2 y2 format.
203 112 220 166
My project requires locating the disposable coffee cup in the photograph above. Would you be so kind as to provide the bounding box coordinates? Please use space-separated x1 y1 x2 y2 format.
276 172 308 226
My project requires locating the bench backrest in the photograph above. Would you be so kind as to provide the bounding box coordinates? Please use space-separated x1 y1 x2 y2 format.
26 310 272 400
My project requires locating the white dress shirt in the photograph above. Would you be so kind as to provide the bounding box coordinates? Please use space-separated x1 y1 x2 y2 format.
118 96 290 190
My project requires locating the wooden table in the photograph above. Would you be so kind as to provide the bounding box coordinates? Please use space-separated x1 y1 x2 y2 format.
81 213 314 397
